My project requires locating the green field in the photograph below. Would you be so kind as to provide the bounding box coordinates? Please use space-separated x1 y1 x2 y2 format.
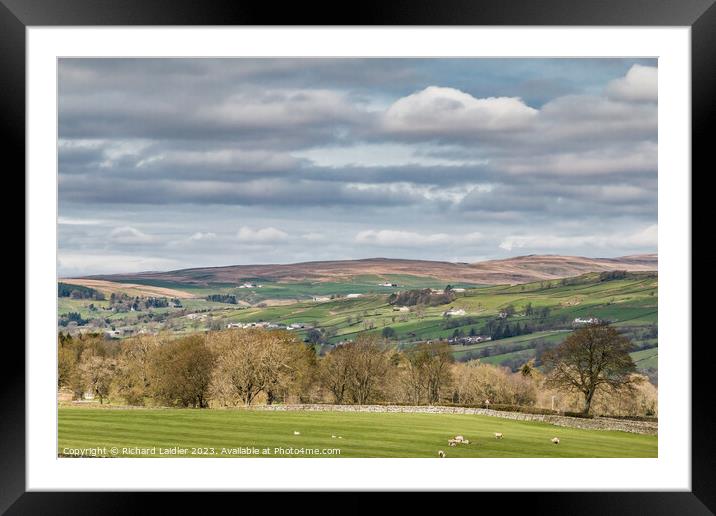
58 407 657 458
630 347 659 369
119 275 484 302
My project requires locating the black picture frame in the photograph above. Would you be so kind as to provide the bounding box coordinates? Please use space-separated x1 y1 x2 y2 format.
4 0 710 512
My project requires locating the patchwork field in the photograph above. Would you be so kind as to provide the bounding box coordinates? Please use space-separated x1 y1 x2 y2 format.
58 407 657 458
61 278 196 299
58 270 658 374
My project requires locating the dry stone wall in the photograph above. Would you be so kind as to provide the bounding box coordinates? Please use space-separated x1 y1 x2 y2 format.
252 404 657 435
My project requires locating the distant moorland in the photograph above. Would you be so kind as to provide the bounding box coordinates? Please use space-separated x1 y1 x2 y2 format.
58 255 657 380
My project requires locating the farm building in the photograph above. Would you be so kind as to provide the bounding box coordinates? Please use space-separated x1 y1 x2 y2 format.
573 317 601 325
443 308 466 317
288 322 313 330
227 321 276 329
449 335 491 345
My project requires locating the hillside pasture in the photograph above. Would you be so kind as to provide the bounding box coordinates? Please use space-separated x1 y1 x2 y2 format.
630 347 659 370
58 271 657 374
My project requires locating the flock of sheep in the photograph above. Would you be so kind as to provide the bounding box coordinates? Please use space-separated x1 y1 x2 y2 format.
291 429 561 457
438 433 561 457
293 431 344 439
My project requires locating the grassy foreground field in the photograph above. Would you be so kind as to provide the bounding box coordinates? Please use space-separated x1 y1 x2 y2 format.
58 407 657 458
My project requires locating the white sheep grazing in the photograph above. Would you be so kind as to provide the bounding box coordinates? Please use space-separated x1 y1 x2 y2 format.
331 435 336 438
551 437 560 445
494 432 503 440
293 431 301 436
462 439 470 445
438 450 446 458
454 435 465 442
448 439 458 447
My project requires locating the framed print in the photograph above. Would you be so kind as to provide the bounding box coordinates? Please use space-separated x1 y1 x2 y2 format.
5 0 711 511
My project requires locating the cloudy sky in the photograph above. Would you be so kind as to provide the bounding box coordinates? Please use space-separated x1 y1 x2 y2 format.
58 58 657 276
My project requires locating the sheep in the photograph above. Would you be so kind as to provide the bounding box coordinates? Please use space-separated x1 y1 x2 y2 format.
494 432 503 440
448 439 458 447
462 439 470 445
293 431 301 436
454 435 465 443
438 450 446 458
331 435 336 438
338 436 343 439
551 437 560 445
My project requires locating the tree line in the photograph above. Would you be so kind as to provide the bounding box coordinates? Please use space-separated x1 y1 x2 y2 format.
58 323 655 416
206 294 238 304
58 283 105 300
388 288 455 307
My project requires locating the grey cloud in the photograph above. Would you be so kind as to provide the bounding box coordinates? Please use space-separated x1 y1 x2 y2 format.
58 58 658 274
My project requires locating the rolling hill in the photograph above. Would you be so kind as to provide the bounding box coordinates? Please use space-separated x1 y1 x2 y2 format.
83 254 657 287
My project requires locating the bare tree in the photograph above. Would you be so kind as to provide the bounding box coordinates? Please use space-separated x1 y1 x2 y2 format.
543 323 641 414
148 334 214 408
403 342 454 404
208 329 308 406
423 342 454 404
79 351 117 404
346 334 390 405
319 344 352 404
114 335 160 405
452 361 536 406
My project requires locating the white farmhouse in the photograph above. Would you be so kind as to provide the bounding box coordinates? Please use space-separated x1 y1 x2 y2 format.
573 317 600 325
238 282 263 289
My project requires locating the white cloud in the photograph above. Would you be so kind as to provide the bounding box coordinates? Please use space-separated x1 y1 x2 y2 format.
537 95 657 141
136 149 301 173
109 226 153 244
384 86 538 136
207 89 362 128
622 224 658 247
58 216 106 226
236 226 288 242
356 229 482 247
295 143 488 168
344 182 483 204
189 232 217 241
58 252 180 276
499 224 657 252
496 142 657 176
166 231 219 248
606 65 658 102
